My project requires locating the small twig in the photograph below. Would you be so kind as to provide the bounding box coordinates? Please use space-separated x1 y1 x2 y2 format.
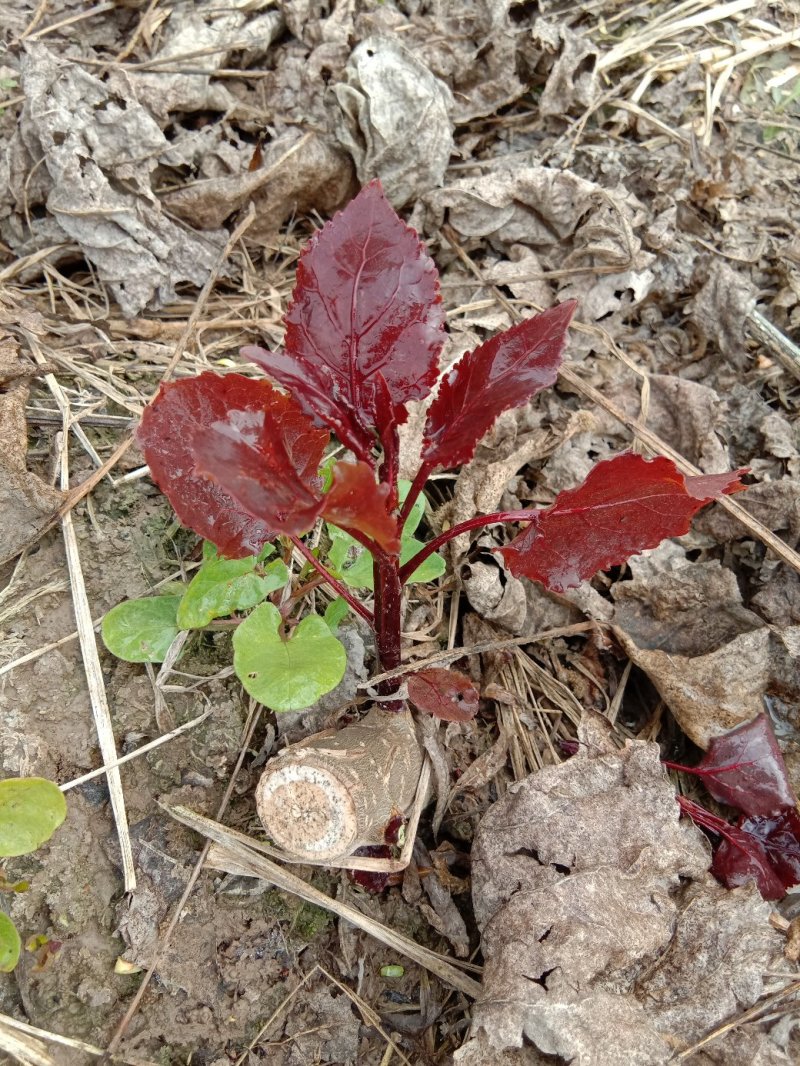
60 710 211 791
675 978 800 1059
747 309 800 383
289 534 373 625
360 622 596 689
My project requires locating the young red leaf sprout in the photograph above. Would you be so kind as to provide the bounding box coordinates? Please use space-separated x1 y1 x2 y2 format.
126 179 748 862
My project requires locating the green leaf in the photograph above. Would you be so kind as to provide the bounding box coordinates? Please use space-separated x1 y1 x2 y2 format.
102 596 182 663
0 913 20 972
233 603 346 712
176 556 288 629
401 538 446 583
0 778 67 857
323 596 350 631
399 478 425 537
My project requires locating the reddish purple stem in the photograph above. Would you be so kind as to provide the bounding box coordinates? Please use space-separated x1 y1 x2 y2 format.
289 535 373 626
399 509 535 583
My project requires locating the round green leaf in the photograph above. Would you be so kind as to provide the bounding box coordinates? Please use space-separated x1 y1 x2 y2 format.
176 556 288 629
102 596 182 663
233 603 346 712
0 778 67 857
402 537 446 584
0 912 21 972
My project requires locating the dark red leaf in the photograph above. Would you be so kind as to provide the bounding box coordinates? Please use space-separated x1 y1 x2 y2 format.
678 796 786 900
321 460 400 553
421 301 576 472
669 715 796 817
499 454 746 593
242 180 445 462
347 845 393 893
137 373 284 558
190 381 329 537
739 809 800 891
407 668 480 722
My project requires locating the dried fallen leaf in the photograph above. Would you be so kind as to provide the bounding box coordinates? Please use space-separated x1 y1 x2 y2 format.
0 333 64 565
456 715 790 1066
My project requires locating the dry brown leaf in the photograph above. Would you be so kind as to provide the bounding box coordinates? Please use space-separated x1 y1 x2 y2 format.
333 35 454 207
689 259 757 369
8 45 228 316
0 334 64 564
613 561 770 747
463 559 528 634
456 715 790 1065
163 131 354 239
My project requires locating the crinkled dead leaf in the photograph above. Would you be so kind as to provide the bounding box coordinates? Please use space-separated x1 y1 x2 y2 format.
333 36 454 207
457 715 789 1066
613 561 772 747
0 335 64 566
14 45 225 316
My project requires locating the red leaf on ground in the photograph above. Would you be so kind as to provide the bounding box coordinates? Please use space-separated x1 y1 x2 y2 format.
137 373 284 558
667 715 796 817
738 809 800 891
321 460 400 553
407 668 480 722
242 181 445 462
190 380 329 537
421 301 576 472
499 454 746 593
678 796 786 900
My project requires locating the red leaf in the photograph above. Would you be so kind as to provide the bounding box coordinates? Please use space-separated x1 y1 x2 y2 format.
321 461 400 553
137 373 284 558
407 668 480 722
190 381 329 537
678 796 786 900
421 301 576 472
669 715 796 817
498 454 746 593
739 809 800 891
242 181 445 462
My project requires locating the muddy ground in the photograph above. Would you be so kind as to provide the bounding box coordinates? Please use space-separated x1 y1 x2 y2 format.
1 1 800 1064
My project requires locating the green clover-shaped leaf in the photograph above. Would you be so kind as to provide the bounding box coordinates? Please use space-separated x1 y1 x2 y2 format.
233 603 346 712
177 555 288 629
0 778 67 858
102 596 182 663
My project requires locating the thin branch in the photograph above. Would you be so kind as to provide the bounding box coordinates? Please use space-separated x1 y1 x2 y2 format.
290 535 374 626
398 463 431 527
399 509 534 584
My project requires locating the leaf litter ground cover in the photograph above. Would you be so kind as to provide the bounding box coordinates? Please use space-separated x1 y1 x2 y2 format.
0 1 799 1063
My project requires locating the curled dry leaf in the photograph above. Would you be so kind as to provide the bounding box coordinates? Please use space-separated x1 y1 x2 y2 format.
457 715 790 1066
333 36 454 207
613 561 774 748
407 668 480 722
13 45 225 316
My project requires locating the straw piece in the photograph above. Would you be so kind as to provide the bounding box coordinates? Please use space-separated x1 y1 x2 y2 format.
33 351 136 892
169 803 484 998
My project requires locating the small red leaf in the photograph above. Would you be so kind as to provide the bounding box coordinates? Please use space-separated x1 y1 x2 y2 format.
678 796 786 900
322 461 400 553
421 301 576 472
190 382 329 537
407 668 480 722
671 715 796 817
137 373 283 558
243 180 445 462
499 454 746 593
739 809 800 891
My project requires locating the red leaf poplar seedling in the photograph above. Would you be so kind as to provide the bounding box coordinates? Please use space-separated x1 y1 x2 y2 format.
107 179 747 863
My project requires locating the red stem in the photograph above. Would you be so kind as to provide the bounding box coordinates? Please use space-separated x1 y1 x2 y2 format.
398 464 431 527
289 535 374 626
399 509 536 583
